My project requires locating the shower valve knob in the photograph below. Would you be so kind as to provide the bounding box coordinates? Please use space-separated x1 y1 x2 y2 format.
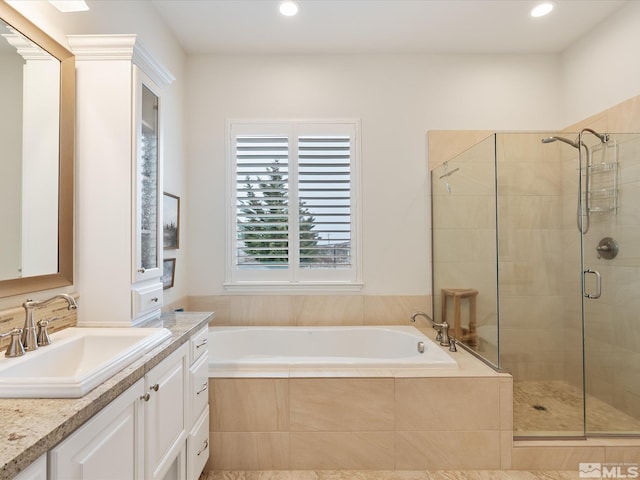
596 237 618 260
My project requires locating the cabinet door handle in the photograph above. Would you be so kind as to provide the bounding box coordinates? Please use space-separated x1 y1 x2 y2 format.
197 440 209 456
196 338 208 348
151 297 159 303
196 382 208 395
151 383 160 392
138 268 146 274
140 392 151 402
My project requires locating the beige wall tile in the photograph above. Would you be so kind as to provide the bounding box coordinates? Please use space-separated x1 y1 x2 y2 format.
500 430 512 469
432 195 496 229
230 295 294 326
427 130 493 171
363 296 431 325
395 431 501 469
511 446 605 469
292 295 364 326
208 432 289 470
605 445 640 462
189 294 437 327
162 295 189 313
499 377 513 431
289 432 394 469
210 379 289 432
189 295 230 325
396 378 500 431
290 378 394 431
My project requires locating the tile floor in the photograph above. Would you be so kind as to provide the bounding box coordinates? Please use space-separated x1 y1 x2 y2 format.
514 380 640 435
201 471 582 479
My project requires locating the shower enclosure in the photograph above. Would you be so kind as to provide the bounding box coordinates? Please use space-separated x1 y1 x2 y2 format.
431 131 640 438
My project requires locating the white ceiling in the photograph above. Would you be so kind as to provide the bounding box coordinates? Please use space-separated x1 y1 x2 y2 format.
151 0 628 55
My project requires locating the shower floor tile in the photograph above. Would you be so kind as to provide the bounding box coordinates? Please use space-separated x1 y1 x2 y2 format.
514 380 640 435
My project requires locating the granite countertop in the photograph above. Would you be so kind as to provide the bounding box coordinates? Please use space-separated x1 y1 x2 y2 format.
0 311 212 480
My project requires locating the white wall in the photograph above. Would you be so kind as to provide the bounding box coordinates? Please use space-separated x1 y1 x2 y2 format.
186 53 562 295
562 0 640 126
1 1 187 309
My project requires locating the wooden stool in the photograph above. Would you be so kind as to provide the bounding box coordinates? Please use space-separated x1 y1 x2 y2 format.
441 288 478 346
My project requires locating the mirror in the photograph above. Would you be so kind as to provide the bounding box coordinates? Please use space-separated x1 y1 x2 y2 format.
0 3 74 298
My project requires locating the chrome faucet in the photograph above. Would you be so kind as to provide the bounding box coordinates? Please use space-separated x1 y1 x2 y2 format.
22 294 77 351
410 311 452 347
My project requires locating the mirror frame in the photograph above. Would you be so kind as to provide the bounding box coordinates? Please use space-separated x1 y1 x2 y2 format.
0 3 74 298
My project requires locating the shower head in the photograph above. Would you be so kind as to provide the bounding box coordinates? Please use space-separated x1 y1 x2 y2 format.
541 136 581 148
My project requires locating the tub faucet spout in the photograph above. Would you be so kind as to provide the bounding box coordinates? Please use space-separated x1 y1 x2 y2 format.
410 311 452 347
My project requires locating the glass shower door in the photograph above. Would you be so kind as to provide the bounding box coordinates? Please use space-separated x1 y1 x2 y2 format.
582 133 640 435
498 132 586 437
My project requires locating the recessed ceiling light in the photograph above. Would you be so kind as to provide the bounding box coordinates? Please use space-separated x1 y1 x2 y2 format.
279 0 299 17
530 2 554 18
48 0 89 12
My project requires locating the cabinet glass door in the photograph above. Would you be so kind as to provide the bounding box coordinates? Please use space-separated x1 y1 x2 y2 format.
136 82 161 281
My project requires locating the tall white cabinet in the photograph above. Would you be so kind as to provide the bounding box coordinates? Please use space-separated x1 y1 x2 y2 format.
69 35 175 326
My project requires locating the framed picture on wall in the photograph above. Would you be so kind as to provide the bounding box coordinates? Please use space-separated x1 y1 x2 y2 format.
163 192 180 249
162 258 176 289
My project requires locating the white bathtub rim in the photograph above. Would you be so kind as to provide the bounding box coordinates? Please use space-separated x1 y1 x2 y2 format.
205 325 511 378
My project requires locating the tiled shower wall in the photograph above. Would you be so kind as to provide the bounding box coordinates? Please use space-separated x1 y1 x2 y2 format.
565 98 640 422
496 133 573 383
431 135 499 364
188 295 431 327
429 94 640 424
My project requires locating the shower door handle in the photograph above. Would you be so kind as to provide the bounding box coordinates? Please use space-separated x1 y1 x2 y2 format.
583 269 602 299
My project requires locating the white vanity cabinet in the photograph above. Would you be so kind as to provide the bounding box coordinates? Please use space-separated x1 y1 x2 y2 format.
145 343 188 480
69 35 174 326
187 326 210 480
13 455 46 480
49 380 145 480
48 343 188 480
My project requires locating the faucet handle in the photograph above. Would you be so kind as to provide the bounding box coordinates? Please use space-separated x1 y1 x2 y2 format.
37 317 59 347
1 328 26 358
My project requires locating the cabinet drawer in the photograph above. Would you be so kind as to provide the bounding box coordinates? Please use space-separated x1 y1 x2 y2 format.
187 408 209 480
132 283 163 317
189 326 209 364
190 352 209 424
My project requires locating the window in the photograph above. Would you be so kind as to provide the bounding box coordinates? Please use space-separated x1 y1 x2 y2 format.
226 120 361 288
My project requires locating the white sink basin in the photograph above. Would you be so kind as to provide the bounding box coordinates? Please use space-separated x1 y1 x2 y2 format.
0 327 171 398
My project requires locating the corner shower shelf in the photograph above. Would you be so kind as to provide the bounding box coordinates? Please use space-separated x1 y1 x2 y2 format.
584 139 619 215
588 162 618 174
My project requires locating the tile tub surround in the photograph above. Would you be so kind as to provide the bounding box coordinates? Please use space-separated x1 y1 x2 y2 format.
188 295 432 327
0 311 212 480
206 327 514 471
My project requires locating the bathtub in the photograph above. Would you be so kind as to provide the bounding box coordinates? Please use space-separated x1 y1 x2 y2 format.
208 325 457 376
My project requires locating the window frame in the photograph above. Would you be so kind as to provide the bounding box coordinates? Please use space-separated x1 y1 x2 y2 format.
225 119 363 292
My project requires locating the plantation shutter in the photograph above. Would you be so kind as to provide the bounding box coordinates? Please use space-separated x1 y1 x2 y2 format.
298 135 352 268
228 120 360 286
235 135 289 268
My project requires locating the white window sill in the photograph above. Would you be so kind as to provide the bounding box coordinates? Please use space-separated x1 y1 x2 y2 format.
223 282 364 294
